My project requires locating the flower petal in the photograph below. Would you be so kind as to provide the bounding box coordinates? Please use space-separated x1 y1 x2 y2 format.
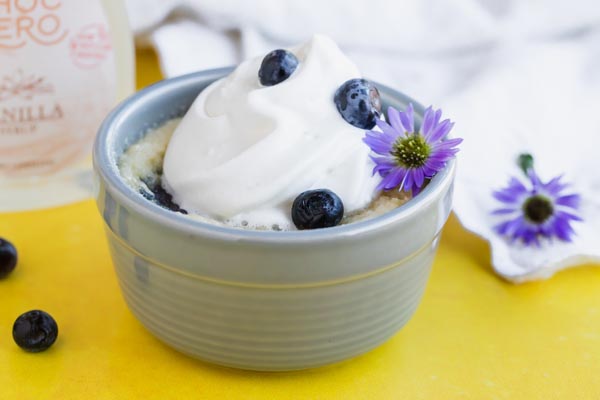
507 177 528 193
528 170 543 191
428 120 454 143
363 133 394 155
421 106 435 137
492 189 522 204
552 217 575 241
494 216 524 236
403 170 414 191
386 107 405 134
555 210 584 222
377 167 406 191
429 148 459 162
370 155 396 176
398 104 414 133
374 118 401 141
431 137 463 150
412 184 422 196
555 194 581 208
542 175 568 194
492 208 518 215
413 167 425 188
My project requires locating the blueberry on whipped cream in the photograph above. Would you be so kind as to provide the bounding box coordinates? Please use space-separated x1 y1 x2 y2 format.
292 189 344 230
259 49 299 86
334 79 381 129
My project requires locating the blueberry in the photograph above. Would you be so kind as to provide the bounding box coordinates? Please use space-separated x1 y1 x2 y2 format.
13 310 58 352
258 49 299 86
292 189 344 230
141 177 187 214
334 78 382 129
0 238 17 279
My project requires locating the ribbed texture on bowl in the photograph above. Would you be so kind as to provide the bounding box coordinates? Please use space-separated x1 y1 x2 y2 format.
94 69 456 371
107 229 437 371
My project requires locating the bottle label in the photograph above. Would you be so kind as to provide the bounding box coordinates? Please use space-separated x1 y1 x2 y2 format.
0 0 116 177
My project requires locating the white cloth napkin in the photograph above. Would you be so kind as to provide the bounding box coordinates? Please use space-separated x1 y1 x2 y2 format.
125 0 600 282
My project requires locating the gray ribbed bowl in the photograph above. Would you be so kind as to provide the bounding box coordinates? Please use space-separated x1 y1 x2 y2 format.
93 68 455 371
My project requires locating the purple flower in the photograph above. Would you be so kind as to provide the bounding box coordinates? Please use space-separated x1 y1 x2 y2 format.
492 154 582 246
363 104 462 194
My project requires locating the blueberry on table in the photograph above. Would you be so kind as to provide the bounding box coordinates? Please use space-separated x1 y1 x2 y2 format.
13 310 58 353
292 189 344 230
0 238 17 279
334 78 382 129
258 49 299 86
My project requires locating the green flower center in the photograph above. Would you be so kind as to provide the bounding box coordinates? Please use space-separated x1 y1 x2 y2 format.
392 134 431 168
523 195 554 224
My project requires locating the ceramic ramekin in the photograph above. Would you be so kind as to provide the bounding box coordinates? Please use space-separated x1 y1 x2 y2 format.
93 68 456 371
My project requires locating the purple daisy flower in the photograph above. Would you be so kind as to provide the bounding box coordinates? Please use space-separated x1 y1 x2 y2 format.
492 154 582 246
363 104 462 194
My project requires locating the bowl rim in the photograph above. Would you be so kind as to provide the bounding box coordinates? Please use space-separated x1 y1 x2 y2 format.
93 67 456 244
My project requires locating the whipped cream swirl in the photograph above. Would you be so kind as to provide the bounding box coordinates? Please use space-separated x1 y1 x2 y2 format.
162 35 382 230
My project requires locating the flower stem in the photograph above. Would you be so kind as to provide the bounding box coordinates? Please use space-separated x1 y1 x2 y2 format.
517 153 534 176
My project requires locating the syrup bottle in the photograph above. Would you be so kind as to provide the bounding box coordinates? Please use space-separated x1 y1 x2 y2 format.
0 0 134 211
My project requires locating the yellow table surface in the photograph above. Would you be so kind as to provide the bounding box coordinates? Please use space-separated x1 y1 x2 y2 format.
1 49 599 400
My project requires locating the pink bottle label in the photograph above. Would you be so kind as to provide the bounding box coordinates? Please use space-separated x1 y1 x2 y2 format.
0 0 116 176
